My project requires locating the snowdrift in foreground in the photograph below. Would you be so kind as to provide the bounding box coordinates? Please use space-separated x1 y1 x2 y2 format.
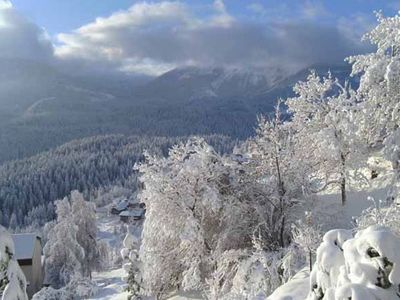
270 225 400 300
0 226 29 300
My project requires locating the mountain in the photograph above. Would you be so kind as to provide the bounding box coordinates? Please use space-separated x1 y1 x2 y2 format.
0 59 352 163
137 66 288 100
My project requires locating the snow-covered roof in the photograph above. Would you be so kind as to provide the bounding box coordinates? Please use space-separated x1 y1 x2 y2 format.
115 200 129 211
11 234 40 260
119 210 143 217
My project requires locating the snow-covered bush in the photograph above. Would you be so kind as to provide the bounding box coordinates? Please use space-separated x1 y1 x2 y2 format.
308 226 400 299
356 197 400 237
32 287 70 300
65 276 99 298
206 249 249 300
230 249 284 300
121 232 142 299
32 276 98 300
206 246 285 300
0 226 28 300
308 229 353 299
291 211 323 272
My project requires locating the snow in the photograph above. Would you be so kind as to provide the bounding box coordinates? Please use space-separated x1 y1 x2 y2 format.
96 209 125 248
119 210 143 218
270 226 400 300
89 268 205 300
312 154 394 230
115 200 129 212
267 268 310 300
89 268 129 300
0 226 29 300
344 226 400 288
0 226 15 258
88 203 143 300
167 292 204 299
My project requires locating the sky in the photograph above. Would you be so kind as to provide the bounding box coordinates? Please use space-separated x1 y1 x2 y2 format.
1 0 399 76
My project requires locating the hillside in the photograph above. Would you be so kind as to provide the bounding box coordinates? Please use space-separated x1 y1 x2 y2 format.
0 134 235 228
0 59 351 163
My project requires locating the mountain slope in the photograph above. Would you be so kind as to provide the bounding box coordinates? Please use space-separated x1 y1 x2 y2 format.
0 59 352 163
0 134 235 228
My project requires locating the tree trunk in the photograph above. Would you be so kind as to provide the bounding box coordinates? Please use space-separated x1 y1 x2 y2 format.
340 153 346 206
275 155 286 248
309 250 313 271
280 216 285 248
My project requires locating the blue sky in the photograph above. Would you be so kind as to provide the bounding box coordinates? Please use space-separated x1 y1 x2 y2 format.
11 0 399 37
2 0 399 76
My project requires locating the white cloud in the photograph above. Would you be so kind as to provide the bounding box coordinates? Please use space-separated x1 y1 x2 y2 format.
337 13 375 45
53 1 367 76
55 1 239 75
247 3 267 16
211 0 234 27
0 0 12 10
0 1 54 61
302 0 328 20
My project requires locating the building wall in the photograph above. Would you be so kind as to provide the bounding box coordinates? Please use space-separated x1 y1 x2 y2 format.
31 239 43 297
21 239 43 299
20 264 33 298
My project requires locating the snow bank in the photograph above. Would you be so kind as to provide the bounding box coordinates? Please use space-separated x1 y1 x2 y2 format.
267 268 310 300
270 226 400 300
310 225 400 299
0 226 28 300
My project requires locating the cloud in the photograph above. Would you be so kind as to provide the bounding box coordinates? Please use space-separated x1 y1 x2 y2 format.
302 0 328 20
337 13 376 46
211 0 234 27
247 3 267 16
46 1 367 76
0 0 54 61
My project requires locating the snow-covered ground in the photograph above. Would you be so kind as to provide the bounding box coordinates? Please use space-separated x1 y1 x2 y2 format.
91 208 204 300
90 266 204 300
90 205 140 300
89 268 129 300
312 154 394 231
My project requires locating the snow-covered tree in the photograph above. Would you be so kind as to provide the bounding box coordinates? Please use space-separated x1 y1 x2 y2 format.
286 72 366 205
137 138 268 298
121 232 142 300
347 11 400 148
0 225 28 300
346 11 400 206
291 211 323 271
70 191 98 278
243 103 311 247
43 198 85 288
44 190 103 287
